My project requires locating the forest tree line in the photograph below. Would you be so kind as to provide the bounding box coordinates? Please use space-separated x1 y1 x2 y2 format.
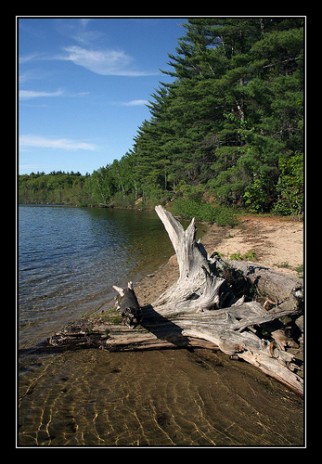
19 18 304 218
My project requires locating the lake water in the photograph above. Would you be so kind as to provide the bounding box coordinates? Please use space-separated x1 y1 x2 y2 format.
17 206 304 447
18 206 175 348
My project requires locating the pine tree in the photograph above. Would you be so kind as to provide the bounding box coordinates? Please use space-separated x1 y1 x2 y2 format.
19 17 304 215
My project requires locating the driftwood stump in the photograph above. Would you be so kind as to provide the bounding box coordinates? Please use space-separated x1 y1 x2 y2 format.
48 206 304 396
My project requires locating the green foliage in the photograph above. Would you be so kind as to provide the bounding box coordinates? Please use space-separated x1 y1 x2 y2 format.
243 176 276 213
98 308 123 325
213 206 239 227
229 250 257 261
273 153 304 216
230 252 243 260
229 250 258 261
19 18 304 218
112 192 136 208
276 261 290 268
243 250 258 261
295 264 303 277
18 171 91 206
170 198 238 226
176 183 206 202
170 198 211 221
141 184 168 208
295 264 303 273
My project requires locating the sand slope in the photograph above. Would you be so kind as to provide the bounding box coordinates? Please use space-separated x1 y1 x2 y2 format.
136 216 303 305
205 216 303 275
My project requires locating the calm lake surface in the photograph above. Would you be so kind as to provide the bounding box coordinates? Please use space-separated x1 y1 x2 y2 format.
18 206 304 447
18 206 175 348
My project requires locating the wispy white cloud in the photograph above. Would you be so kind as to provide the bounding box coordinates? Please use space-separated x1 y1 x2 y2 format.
121 99 149 107
19 89 89 101
19 53 42 64
19 43 157 77
20 135 97 151
54 18 101 46
19 68 52 84
62 45 157 76
19 89 64 100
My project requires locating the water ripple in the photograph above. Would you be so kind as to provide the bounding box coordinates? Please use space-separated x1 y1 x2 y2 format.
18 349 303 447
18 206 174 348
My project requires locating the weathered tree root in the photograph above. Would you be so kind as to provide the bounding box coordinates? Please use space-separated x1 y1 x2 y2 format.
48 206 304 396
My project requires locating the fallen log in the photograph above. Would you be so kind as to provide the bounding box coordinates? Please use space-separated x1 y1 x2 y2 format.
48 206 304 396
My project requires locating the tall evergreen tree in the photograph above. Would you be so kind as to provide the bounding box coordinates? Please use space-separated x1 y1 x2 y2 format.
19 18 304 215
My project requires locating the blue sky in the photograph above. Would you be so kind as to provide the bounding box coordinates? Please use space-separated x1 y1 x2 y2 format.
18 17 187 174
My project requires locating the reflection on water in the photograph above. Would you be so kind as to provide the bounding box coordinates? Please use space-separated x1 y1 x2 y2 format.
18 207 177 348
18 349 304 447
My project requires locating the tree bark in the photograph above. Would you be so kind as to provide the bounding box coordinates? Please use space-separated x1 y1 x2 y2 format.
48 206 304 396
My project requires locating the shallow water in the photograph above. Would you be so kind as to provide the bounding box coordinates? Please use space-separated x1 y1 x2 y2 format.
18 348 303 447
18 206 177 348
17 206 304 447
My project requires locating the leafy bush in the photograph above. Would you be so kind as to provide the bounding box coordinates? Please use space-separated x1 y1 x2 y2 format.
243 250 258 261
273 153 304 216
141 184 166 208
243 178 273 213
295 264 303 278
229 250 258 261
112 192 136 208
230 252 243 260
176 183 206 202
170 198 210 221
213 206 239 227
170 198 239 226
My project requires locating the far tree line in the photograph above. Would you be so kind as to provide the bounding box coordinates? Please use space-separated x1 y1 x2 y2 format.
19 18 304 218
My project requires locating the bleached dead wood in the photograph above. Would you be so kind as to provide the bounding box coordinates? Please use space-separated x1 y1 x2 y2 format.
48 206 304 396
150 206 303 394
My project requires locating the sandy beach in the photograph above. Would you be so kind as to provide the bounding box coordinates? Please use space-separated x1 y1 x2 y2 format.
136 215 303 305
